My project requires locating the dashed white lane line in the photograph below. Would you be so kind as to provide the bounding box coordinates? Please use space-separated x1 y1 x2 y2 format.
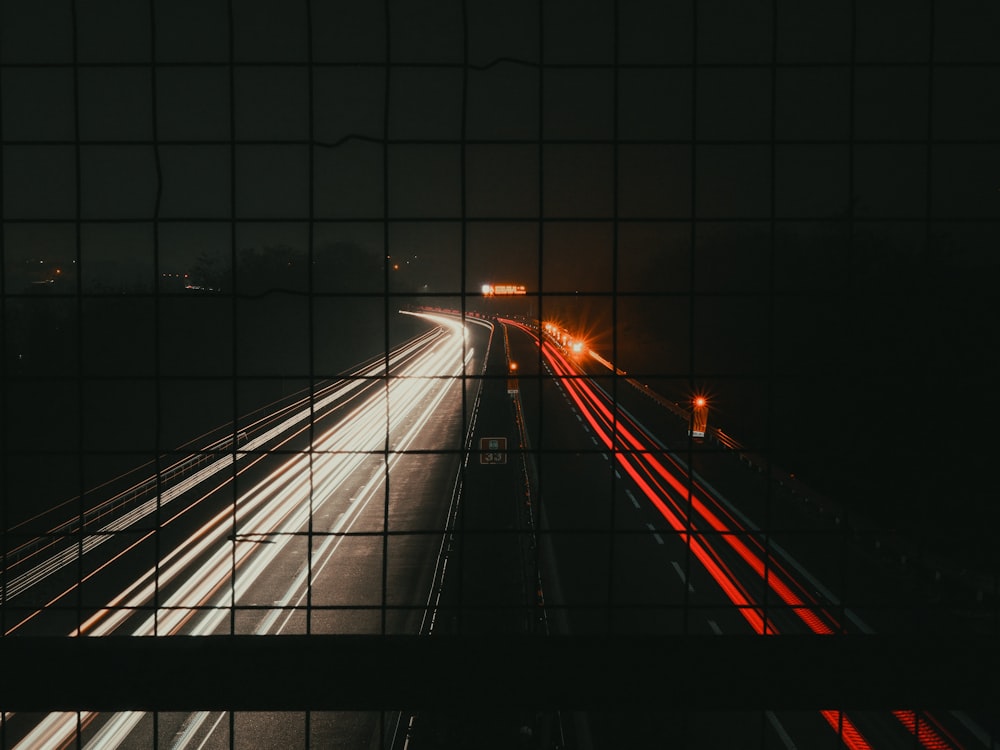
671 561 695 592
626 489 640 509
703 620 797 749
645 522 664 545
765 711 798 750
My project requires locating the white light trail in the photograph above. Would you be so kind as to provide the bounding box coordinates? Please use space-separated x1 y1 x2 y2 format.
4 328 446 604
15 313 472 750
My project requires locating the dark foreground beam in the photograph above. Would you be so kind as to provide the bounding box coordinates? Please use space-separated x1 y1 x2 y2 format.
1 634 995 711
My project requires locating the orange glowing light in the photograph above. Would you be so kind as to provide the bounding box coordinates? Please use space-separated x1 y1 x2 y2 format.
694 397 706 408
493 284 526 295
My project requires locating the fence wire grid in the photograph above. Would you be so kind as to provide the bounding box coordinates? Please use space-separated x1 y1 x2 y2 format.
2 1 999 749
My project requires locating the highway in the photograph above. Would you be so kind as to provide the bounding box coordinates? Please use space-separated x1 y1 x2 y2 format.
2 310 492 749
1 309 996 749
479 316 995 750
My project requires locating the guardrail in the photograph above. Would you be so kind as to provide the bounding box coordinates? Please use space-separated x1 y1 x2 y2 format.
4 431 249 572
625 377 998 607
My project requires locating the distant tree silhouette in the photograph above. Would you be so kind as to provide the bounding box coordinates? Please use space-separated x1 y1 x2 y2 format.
190 250 230 292
235 244 307 296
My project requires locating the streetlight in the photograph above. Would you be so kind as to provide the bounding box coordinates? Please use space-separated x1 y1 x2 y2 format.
689 396 708 440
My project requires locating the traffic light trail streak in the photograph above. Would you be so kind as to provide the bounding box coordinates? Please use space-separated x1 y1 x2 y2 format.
503 318 959 750
12 312 472 750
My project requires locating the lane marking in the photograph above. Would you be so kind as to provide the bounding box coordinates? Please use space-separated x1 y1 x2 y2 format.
765 711 798 750
626 489 640 509
949 710 994 750
651 440 876 634
707 619 722 635
645 522 664 545
672 561 695 592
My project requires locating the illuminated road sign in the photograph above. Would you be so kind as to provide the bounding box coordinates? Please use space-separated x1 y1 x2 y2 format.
481 284 526 296
480 437 508 464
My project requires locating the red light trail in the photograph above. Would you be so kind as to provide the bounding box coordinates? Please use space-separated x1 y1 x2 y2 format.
502 318 962 750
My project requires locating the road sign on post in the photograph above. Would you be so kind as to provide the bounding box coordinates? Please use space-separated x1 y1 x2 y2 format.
689 397 708 440
480 437 507 464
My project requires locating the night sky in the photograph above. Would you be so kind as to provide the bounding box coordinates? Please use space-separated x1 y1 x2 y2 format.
2 1 1000 563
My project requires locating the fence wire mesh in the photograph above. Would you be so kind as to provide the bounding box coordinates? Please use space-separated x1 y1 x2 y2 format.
2 1 999 749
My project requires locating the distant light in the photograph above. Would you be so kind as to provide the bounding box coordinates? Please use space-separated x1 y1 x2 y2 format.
694 397 706 408
509 362 518 372
493 284 526 295
483 282 525 296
